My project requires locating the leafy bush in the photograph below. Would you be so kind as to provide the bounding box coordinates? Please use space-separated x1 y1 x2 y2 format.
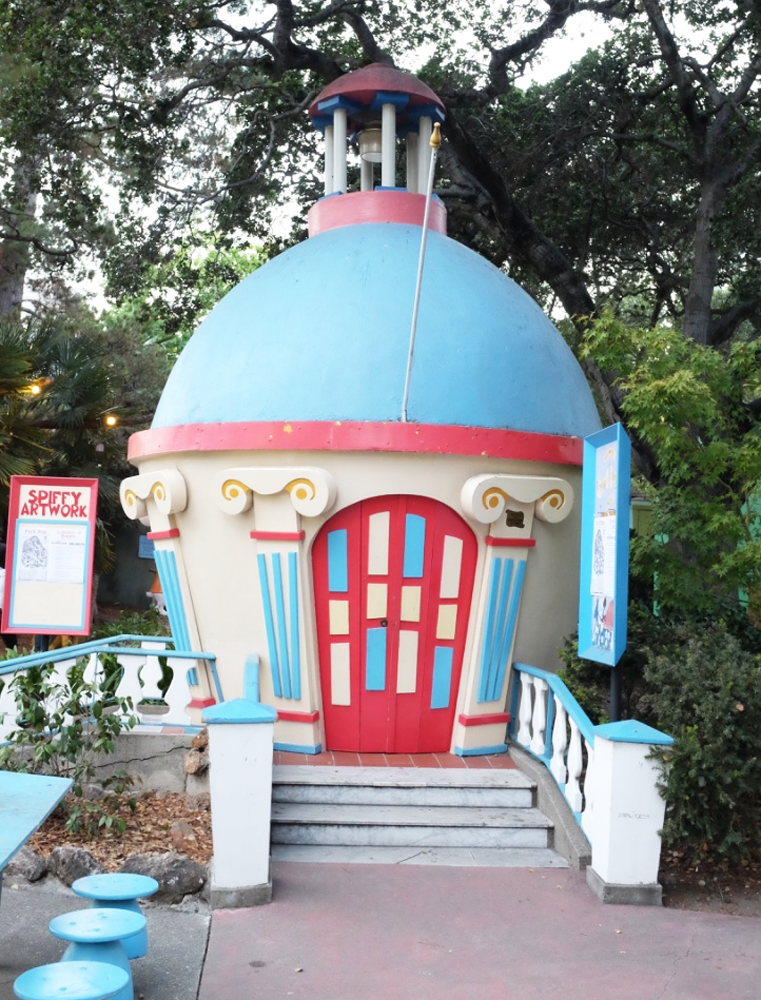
0 657 138 836
92 605 170 640
643 625 761 862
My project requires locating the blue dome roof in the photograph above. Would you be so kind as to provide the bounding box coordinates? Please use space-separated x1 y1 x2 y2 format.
153 223 600 438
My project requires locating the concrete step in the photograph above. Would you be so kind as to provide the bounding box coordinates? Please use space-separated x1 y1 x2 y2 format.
270 844 569 867
270 802 552 848
272 765 534 808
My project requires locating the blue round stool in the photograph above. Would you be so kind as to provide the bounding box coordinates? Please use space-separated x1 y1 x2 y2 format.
48 909 146 1000
72 873 159 960
13 961 129 1000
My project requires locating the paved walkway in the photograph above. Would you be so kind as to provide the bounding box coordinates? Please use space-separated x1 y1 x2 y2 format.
3 861 760 999
200 862 759 1000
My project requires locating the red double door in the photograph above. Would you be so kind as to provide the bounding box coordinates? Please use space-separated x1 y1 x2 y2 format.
312 495 478 753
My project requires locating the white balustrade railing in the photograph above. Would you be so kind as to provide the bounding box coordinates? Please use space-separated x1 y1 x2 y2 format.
510 662 595 829
510 661 673 894
0 636 221 742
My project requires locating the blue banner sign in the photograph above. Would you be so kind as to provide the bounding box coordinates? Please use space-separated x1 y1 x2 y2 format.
578 423 630 666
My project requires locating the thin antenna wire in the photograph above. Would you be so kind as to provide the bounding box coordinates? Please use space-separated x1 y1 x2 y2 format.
401 122 441 422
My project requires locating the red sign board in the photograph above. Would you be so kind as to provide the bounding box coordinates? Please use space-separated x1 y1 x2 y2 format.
2 476 99 636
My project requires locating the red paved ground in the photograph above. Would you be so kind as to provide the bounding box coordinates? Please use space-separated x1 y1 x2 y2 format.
199 862 761 1000
273 749 517 768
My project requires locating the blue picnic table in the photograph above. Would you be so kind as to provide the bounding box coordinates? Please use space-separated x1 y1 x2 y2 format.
0 770 72 904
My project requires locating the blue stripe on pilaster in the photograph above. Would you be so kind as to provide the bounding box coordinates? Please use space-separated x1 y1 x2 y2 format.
365 627 387 691
327 529 348 592
272 554 292 699
257 553 282 698
488 558 514 700
155 549 190 651
477 557 503 703
403 514 426 578
288 551 301 700
490 559 526 702
431 646 454 709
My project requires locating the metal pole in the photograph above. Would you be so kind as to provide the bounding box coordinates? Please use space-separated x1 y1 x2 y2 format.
401 121 441 423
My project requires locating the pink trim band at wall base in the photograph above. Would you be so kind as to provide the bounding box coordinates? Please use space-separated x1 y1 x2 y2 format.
250 530 306 541
276 710 321 724
485 537 537 548
458 712 511 727
189 697 217 710
129 420 583 466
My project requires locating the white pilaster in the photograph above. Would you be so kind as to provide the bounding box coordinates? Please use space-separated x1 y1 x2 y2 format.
417 116 432 190
333 108 347 193
381 102 396 187
406 132 419 192
324 124 334 195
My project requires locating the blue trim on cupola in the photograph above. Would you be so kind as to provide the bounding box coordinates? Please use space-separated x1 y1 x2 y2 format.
370 91 410 111
406 104 446 123
317 95 363 115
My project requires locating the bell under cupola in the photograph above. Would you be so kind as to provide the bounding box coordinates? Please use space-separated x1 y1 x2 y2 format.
307 63 446 237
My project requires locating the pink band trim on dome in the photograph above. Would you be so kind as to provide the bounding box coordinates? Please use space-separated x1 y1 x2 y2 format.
128 420 583 465
308 190 447 237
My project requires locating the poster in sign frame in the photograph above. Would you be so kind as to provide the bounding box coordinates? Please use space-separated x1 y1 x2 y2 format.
2 476 99 636
578 423 630 666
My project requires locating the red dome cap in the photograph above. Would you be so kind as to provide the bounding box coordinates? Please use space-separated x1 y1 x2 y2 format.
309 63 444 121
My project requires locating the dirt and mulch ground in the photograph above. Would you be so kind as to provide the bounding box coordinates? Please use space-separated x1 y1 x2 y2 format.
26 791 761 917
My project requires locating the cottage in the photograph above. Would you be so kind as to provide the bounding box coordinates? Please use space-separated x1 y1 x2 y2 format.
121 64 601 759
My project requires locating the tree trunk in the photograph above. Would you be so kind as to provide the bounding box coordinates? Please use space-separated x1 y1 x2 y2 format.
0 155 40 319
683 180 722 345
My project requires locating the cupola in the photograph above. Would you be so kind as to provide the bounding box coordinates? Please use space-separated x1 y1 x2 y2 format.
307 63 447 237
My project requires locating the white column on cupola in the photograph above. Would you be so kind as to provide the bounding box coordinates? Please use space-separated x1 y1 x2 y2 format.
333 107 348 193
381 102 396 187
324 123 334 195
360 156 373 191
406 132 419 193
418 115 433 190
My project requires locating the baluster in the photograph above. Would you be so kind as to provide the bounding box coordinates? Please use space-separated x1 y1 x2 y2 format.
138 643 168 724
161 657 193 726
565 719 583 812
529 678 548 755
580 739 594 838
116 653 143 717
515 673 533 747
0 674 16 741
550 696 568 784
58 656 85 724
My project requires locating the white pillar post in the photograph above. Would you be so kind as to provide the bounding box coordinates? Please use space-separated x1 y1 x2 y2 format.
324 124 334 195
360 157 373 191
203 694 277 908
406 132 419 192
417 115 432 192
585 720 672 905
333 108 347 194
381 102 396 187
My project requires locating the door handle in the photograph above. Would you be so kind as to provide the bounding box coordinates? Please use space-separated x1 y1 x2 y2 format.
380 619 388 628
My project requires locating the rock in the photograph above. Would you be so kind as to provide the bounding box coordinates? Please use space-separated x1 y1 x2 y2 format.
171 819 198 852
184 749 209 775
5 846 47 883
191 727 209 751
48 845 104 884
119 852 207 902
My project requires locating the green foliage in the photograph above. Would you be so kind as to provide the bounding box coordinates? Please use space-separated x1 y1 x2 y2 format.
91 606 171 641
0 658 138 836
581 313 761 614
642 625 761 862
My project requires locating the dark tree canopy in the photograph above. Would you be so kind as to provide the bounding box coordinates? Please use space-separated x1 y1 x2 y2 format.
0 0 760 491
